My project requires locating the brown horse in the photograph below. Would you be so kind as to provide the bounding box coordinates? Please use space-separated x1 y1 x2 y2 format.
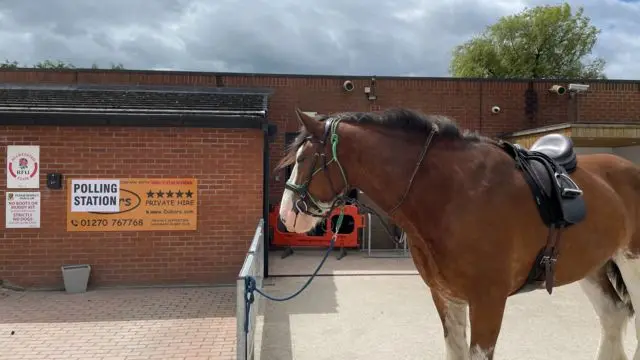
276 108 640 359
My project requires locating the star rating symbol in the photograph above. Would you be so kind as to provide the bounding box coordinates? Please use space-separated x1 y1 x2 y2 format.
146 189 192 200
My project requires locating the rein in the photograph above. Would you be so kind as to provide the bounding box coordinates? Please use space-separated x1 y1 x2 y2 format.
388 123 439 215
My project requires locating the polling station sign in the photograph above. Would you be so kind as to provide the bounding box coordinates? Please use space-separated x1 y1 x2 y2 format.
70 179 120 213
66 178 197 232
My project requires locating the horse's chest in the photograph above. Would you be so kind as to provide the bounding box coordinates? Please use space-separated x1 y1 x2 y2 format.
409 244 459 295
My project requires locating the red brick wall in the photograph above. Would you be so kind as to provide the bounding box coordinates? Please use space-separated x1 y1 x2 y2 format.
0 126 263 288
1 69 638 288
221 75 640 198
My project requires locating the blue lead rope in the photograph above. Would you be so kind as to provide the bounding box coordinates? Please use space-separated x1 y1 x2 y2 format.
243 210 344 334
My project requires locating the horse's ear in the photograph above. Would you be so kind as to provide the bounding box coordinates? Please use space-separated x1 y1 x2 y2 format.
294 108 324 138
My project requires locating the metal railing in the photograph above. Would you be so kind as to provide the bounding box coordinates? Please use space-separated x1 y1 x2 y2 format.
236 219 264 360
363 213 410 258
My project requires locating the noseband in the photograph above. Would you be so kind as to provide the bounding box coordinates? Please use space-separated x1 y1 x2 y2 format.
285 116 440 218
285 117 349 217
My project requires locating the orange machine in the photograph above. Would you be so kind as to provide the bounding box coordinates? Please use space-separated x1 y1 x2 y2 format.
269 204 364 259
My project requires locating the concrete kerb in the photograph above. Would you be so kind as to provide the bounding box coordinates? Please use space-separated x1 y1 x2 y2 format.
236 219 265 360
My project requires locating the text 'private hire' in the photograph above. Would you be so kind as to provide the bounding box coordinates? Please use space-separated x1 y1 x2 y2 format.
145 199 195 206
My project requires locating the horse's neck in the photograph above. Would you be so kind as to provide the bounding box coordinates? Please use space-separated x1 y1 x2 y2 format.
342 127 462 225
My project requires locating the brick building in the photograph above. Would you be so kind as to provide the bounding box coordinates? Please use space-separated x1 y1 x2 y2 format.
1 69 639 289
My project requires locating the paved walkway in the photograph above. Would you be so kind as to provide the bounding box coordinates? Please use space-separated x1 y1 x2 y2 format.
4 248 638 360
254 249 638 360
0 286 236 360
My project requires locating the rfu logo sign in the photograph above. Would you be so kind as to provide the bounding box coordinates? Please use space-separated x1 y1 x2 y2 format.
9 155 38 180
6 145 40 189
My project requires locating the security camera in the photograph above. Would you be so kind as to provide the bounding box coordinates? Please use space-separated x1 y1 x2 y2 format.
568 83 589 93
549 85 566 95
342 80 354 92
491 106 501 114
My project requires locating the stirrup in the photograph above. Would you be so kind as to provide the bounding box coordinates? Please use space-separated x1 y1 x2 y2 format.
554 173 583 198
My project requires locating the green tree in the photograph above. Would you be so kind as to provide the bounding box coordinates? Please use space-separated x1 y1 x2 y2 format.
0 60 19 69
449 3 606 80
33 59 77 69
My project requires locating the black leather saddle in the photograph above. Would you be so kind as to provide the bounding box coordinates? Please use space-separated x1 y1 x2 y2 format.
499 133 587 295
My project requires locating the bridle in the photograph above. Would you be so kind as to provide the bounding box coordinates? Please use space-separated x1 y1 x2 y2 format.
285 116 440 221
285 117 349 218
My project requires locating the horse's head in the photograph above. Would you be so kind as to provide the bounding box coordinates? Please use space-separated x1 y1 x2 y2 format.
277 109 350 233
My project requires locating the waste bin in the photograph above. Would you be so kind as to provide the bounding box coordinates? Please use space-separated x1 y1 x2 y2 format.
61 264 91 293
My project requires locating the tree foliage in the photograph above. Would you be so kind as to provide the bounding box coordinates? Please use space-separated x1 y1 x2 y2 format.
449 3 606 80
0 60 19 69
0 59 126 70
33 59 77 69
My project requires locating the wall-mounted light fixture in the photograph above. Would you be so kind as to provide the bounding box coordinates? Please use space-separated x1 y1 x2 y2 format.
342 80 354 92
548 85 566 95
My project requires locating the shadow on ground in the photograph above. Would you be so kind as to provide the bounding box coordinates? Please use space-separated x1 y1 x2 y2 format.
0 286 235 323
251 248 419 359
255 275 339 360
268 248 417 276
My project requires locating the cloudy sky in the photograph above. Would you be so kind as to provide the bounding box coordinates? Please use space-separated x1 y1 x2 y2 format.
0 0 638 79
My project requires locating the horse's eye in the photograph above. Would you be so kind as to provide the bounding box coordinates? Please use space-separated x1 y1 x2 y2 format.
296 156 307 164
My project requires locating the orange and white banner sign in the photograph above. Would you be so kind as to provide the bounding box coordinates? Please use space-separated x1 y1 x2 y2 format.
66 178 197 232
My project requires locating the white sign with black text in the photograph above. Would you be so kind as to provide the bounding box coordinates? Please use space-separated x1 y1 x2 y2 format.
6 192 41 228
6 145 40 189
70 179 120 213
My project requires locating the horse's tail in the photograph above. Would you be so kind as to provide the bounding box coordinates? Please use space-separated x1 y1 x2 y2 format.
605 259 635 315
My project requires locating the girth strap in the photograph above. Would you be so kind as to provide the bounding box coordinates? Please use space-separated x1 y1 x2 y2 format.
542 226 563 294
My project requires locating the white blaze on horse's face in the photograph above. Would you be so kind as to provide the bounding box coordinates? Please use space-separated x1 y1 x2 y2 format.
279 146 322 233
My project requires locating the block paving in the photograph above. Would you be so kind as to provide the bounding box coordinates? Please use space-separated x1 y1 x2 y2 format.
0 286 236 360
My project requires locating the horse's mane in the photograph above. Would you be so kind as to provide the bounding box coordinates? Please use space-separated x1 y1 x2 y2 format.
277 108 492 170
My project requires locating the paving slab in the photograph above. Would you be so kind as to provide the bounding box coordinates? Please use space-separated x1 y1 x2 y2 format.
0 287 236 360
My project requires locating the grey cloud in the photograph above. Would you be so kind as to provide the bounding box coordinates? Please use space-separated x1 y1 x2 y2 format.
0 0 638 78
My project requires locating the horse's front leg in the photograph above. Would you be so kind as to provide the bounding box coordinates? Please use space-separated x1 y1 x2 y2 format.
431 290 469 360
468 296 508 360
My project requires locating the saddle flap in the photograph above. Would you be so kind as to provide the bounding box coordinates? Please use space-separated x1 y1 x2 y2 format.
523 156 586 227
560 196 586 224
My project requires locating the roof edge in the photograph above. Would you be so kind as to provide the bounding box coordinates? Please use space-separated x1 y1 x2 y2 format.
1 68 639 84
502 123 572 138
0 83 275 95
0 107 267 117
0 112 266 129
503 122 640 138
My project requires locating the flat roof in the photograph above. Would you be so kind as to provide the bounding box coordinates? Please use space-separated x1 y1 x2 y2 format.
0 84 272 128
